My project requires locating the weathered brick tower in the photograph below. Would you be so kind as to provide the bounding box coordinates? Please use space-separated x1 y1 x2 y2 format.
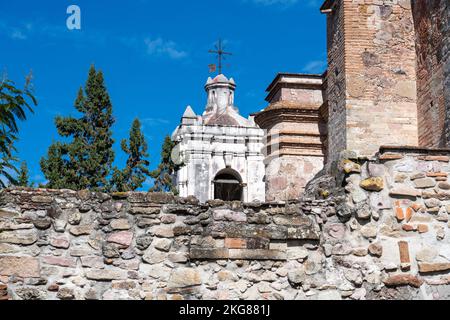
321 0 419 163
411 0 450 148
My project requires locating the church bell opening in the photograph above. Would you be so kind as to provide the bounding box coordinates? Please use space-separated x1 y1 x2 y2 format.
213 170 243 201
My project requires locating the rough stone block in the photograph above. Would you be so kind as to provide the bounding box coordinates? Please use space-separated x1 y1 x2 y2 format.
189 248 229 260
85 269 127 281
167 268 201 291
413 178 436 189
0 256 40 278
0 230 38 245
228 249 286 260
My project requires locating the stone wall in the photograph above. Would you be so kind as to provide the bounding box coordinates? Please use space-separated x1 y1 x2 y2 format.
1 146 450 300
265 156 324 202
322 0 418 161
412 0 450 148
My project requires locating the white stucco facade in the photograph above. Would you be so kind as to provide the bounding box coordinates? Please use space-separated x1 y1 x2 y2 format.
171 74 265 203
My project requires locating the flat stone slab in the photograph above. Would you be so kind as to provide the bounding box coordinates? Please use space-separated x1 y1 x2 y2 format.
418 263 450 273
85 269 128 281
0 256 40 278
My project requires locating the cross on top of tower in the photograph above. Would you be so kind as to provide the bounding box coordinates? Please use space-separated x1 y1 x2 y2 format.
208 39 232 75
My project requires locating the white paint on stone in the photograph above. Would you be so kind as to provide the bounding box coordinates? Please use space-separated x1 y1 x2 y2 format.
172 74 265 203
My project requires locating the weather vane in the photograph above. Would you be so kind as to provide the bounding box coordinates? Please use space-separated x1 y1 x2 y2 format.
208 39 232 75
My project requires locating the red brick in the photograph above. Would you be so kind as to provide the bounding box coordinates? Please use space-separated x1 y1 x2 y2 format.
224 238 247 249
402 224 415 232
398 241 410 265
395 207 405 221
383 274 423 288
426 172 448 177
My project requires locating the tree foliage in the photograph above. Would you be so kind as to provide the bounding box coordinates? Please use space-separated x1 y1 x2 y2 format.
17 161 30 187
150 135 180 194
40 65 115 191
111 118 151 192
0 73 37 188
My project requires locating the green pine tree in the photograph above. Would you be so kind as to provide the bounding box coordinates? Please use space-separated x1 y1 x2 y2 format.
40 65 115 191
17 161 30 187
150 135 181 194
111 118 151 192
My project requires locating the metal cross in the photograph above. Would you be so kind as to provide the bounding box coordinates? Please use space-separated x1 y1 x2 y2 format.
208 39 232 75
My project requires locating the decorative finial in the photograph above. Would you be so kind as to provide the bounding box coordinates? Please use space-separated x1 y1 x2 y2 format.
208 39 232 75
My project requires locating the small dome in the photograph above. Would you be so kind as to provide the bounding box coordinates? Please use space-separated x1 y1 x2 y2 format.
212 74 229 83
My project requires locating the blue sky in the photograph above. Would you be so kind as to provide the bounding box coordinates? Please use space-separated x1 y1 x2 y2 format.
0 0 326 188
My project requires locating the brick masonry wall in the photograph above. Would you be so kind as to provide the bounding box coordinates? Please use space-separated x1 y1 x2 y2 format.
326 0 418 161
1 147 450 300
325 0 347 166
412 0 450 148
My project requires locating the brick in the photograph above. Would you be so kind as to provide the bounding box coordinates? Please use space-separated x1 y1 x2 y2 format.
398 241 410 265
383 274 423 288
420 156 449 162
395 207 404 221
224 238 247 249
379 153 403 160
405 207 413 221
426 172 448 177
402 224 415 232
418 263 450 273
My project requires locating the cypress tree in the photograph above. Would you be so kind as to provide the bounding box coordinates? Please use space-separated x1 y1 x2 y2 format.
40 65 115 191
111 118 151 192
150 135 180 193
17 161 30 187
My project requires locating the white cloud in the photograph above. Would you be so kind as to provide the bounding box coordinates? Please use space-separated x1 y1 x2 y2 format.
10 29 27 40
144 37 187 59
302 59 327 73
141 118 170 125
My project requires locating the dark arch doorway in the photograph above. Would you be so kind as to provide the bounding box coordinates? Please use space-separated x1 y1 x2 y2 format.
213 169 243 201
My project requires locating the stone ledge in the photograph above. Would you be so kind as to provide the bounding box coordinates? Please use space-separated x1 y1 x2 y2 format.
379 145 450 156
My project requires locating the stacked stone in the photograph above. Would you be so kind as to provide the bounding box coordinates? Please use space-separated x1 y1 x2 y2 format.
1 155 450 301
0 283 8 300
0 188 335 300
340 147 450 294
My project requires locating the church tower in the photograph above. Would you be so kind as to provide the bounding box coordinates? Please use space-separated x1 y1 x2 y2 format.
321 0 418 163
172 74 265 203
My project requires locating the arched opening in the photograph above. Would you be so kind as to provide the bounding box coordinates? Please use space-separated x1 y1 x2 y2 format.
213 169 243 201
